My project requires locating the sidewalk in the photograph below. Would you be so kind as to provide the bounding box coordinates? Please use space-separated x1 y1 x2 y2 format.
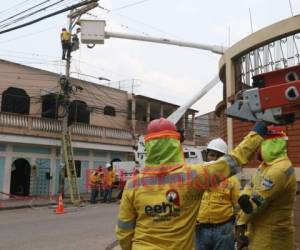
0 188 122 210
0 193 95 210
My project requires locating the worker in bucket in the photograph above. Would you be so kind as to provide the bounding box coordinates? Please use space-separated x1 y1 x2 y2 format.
116 117 268 250
236 125 296 250
196 138 240 250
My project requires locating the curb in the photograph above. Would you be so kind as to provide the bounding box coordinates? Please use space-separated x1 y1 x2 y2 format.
0 203 50 211
0 199 91 211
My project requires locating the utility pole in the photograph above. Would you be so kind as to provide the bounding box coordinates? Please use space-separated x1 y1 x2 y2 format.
59 9 73 196
59 1 99 197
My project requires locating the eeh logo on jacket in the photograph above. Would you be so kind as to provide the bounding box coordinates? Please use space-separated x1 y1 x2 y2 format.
144 189 181 222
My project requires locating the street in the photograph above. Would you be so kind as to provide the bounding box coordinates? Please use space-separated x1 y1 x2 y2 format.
0 203 119 250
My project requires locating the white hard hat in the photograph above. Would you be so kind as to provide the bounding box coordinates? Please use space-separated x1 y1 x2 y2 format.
105 162 111 168
207 138 228 154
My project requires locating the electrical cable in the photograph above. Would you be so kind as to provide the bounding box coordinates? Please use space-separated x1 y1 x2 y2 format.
0 25 59 44
0 0 65 29
0 0 51 26
0 0 33 15
0 0 98 35
106 0 155 13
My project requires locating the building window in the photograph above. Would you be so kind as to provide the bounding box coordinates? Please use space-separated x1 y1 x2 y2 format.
68 100 90 125
104 106 116 116
1 87 30 114
41 93 59 119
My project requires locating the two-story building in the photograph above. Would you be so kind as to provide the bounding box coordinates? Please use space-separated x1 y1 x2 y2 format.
0 59 198 200
0 59 134 199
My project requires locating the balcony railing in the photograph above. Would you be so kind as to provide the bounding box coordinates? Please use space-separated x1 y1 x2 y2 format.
0 112 133 141
0 112 29 128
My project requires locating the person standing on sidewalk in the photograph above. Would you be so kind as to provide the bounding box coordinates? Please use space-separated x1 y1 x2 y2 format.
103 163 116 203
196 138 240 250
90 168 100 204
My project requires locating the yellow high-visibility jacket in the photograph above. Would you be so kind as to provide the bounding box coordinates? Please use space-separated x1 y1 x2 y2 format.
60 30 70 42
237 156 296 250
197 175 240 224
90 171 100 185
116 131 263 250
107 170 116 187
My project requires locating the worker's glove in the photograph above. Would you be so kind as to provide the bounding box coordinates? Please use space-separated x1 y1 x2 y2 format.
251 121 268 137
177 128 185 143
238 194 253 214
235 225 249 250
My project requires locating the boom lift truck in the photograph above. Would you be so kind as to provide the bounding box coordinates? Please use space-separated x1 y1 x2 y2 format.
78 20 225 167
78 20 300 169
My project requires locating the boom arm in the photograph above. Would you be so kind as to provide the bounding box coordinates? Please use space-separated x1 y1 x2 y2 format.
167 74 220 124
105 31 226 54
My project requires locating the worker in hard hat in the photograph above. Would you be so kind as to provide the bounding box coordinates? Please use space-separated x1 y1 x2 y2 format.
90 167 101 204
102 163 116 203
236 125 296 250
196 138 240 250
116 118 268 250
60 28 71 60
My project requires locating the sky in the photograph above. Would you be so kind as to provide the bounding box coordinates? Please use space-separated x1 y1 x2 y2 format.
0 0 300 115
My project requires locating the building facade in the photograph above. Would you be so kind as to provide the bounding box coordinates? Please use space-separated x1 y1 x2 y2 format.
194 111 221 146
128 94 197 145
0 60 198 200
0 59 134 199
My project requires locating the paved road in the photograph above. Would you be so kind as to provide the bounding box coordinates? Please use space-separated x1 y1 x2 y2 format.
0 203 119 250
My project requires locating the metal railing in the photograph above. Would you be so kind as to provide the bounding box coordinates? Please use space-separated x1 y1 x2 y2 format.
0 112 133 140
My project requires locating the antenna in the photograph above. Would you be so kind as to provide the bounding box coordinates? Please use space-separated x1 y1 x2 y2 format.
249 8 254 33
288 0 294 16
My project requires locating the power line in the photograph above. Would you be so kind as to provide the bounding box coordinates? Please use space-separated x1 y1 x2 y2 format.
0 0 51 26
0 49 61 59
0 0 33 15
0 0 65 29
109 0 155 12
0 0 98 35
0 25 60 44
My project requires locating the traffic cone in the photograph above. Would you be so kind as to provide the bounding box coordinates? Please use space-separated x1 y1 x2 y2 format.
55 193 65 214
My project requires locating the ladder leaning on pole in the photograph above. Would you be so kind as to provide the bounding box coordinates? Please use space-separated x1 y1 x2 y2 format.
62 131 81 205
